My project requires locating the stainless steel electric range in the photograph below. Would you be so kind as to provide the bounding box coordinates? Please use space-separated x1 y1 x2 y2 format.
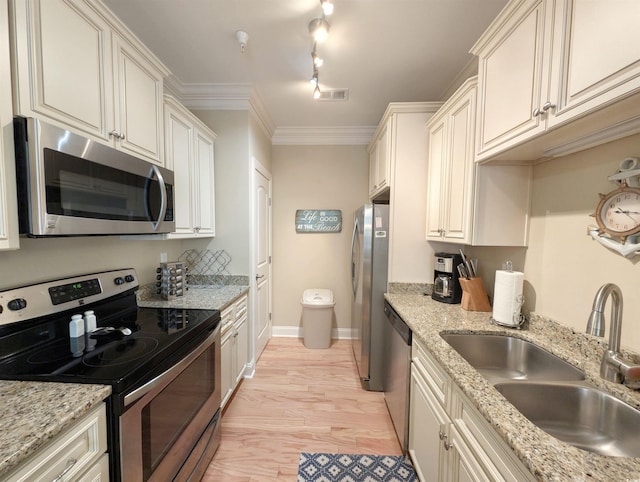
0 268 222 482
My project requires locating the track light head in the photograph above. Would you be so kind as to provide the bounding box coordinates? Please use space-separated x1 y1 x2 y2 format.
309 17 330 43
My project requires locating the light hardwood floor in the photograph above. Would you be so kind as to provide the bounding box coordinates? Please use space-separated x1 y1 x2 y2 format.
203 337 402 481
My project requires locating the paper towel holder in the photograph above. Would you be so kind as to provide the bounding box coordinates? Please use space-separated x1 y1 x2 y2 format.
490 294 526 329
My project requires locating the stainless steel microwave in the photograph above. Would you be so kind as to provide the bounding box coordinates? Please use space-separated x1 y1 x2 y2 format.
13 117 175 236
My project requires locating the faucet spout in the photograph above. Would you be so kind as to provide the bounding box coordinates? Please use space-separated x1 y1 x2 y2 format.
588 283 640 387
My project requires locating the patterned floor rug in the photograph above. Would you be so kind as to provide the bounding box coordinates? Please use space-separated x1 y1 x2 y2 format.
297 452 418 482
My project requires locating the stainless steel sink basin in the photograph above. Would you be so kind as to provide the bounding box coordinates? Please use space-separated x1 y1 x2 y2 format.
495 382 640 458
440 333 585 382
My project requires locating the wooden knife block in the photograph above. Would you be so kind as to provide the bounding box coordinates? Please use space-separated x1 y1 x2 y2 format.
459 277 492 312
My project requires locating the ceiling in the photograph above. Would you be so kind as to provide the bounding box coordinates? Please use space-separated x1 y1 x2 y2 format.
103 0 508 140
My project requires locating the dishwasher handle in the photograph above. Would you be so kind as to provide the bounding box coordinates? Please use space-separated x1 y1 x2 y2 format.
384 301 412 345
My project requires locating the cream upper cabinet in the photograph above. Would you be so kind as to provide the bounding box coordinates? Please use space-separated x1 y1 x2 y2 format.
0 0 19 251
546 0 640 129
473 0 640 162
164 95 215 238
426 78 531 247
10 0 168 165
472 0 553 161
368 118 391 199
426 78 477 244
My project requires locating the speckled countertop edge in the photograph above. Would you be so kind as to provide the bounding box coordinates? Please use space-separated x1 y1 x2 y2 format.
0 381 111 477
385 291 640 482
136 284 249 311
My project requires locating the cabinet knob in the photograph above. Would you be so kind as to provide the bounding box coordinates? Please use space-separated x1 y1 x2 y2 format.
109 130 119 137
444 440 454 451
532 107 542 117
438 431 447 440
542 101 556 112
119 132 126 140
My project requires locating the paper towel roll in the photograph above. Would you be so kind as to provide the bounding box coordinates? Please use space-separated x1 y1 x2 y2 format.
492 270 524 327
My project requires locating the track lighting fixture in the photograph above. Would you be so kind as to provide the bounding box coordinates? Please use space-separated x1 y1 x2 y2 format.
320 0 334 16
308 17 330 43
307 3 334 99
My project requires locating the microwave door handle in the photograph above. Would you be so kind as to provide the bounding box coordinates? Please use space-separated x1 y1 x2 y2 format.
146 165 167 231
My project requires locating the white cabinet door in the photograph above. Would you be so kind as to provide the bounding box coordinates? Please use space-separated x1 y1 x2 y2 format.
220 326 234 409
164 104 194 235
441 89 475 243
368 117 392 199
11 0 167 165
12 0 112 138
474 0 551 160
0 0 18 250
425 118 446 239
193 126 215 236
164 95 216 239
547 0 640 128
112 34 164 164
234 314 248 385
409 364 448 481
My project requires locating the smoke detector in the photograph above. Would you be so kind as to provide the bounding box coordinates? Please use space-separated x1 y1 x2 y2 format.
235 30 249 53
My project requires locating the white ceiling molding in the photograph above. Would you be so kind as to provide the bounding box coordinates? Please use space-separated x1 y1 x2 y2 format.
164 75 275 138
272 126 377 146
164 75 375 145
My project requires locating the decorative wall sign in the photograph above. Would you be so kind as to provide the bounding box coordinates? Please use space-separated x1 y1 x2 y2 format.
295 209 342 233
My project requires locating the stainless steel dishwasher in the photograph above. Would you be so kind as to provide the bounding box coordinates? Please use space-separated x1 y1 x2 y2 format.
383 300 412 451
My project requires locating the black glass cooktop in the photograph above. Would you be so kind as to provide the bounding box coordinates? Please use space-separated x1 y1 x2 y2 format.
0 292 220 394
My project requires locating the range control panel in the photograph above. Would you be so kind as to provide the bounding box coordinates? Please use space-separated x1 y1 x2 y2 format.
0 268 138 326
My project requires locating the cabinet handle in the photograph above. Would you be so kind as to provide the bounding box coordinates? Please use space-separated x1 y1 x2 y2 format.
52 458 77 482
444 440 454 451
256 274 265 281
542 101 556 112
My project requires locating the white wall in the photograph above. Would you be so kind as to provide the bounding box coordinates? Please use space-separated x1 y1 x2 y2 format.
189 109 251 274
271 145 368 334
467 133 640 352
0 236 190 290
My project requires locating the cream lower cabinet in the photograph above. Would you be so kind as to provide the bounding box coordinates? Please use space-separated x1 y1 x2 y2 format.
10 0 168 165
472 0 640 162
164 95 216 238
426 78 531 246
221 293 249 409
6 403 109 482
409 338 535 482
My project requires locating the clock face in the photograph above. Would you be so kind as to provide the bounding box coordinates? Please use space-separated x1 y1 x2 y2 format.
596 186 640 238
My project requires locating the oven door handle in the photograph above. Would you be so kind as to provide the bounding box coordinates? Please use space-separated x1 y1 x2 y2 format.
124 326 219 407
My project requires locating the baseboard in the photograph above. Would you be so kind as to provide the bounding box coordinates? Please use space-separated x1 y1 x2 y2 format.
271 326 355 340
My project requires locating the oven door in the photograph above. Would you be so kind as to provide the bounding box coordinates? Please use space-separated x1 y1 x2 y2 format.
120 325 221 482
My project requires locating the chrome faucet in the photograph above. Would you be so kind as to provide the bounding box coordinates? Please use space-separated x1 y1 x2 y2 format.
587 283 640 388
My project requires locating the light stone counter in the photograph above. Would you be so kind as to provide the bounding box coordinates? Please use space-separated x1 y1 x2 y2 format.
385 291 640 482
137 284 249 311
0 381 111 477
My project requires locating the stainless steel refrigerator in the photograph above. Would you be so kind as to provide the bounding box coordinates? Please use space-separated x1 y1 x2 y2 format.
350 203 389 391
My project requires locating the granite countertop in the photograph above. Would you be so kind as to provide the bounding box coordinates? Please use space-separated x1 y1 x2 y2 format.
0 381 111 477
137 284 249 311
385 291 640 481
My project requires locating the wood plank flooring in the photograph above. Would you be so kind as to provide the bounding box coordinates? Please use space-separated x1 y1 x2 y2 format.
203 337 402 481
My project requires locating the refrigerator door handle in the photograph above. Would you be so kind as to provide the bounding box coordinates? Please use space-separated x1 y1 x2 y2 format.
350 217 359 295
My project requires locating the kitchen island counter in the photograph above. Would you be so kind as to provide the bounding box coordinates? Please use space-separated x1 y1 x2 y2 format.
137 284 249 311
0 381 111 477
385 291 640 481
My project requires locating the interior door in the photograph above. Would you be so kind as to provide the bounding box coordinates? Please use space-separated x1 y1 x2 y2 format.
253 159 272 360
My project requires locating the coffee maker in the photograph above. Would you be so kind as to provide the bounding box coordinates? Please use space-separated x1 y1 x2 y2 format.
431 252 463 304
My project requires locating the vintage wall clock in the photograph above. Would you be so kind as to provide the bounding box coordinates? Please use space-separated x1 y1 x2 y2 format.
592 181 640 242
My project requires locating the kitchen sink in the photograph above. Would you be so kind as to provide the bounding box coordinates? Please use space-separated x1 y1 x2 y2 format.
495 382 640 458
440 333 585 382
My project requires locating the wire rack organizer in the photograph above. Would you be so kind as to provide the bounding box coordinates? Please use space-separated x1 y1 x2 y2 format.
178 249 232 285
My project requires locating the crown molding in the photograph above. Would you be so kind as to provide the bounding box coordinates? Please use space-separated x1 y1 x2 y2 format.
272 126 376 145
164 76 377 145
164 76 275 138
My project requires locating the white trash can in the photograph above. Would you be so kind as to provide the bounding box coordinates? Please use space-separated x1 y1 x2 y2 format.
300 289 335 349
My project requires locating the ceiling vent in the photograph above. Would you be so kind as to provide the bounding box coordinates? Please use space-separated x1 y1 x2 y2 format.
317 88 349 101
